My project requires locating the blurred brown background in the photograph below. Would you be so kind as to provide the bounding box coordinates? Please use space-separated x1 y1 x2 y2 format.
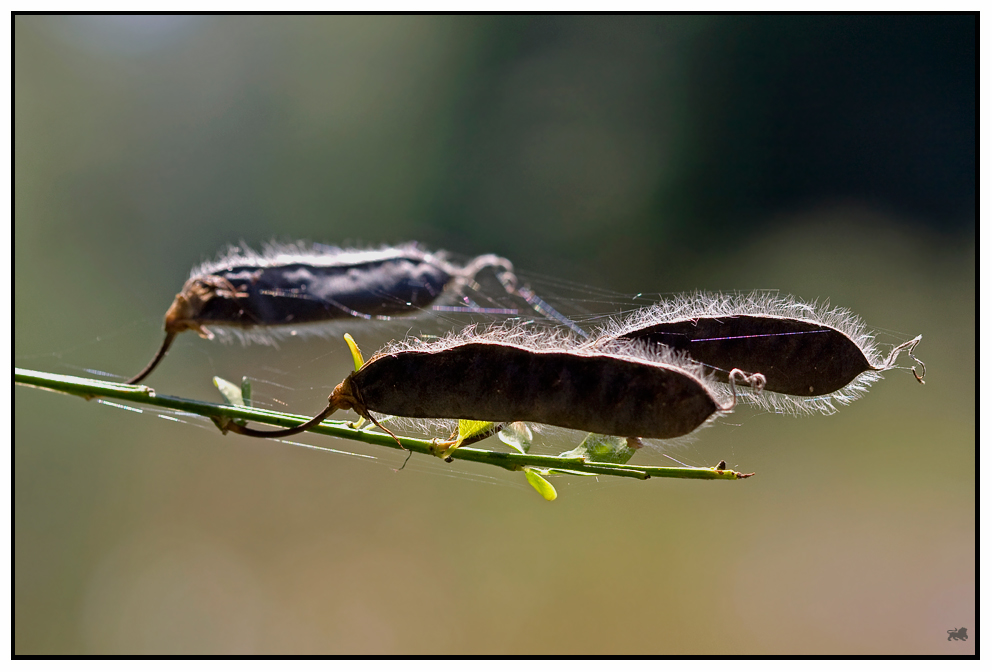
14 15 974 654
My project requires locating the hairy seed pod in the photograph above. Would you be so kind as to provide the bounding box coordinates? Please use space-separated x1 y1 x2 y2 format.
226 327 761 441
126 243 535 384
597 292 925 414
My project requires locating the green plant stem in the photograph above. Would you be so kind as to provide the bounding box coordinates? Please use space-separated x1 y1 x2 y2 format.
15 367 751 481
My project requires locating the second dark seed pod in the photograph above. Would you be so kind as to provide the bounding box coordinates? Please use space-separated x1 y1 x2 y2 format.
597 292 924 414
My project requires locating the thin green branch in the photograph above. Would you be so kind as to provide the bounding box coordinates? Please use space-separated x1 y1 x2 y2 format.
14 367 752 481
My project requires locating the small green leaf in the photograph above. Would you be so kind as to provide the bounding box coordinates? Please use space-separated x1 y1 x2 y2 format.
343 333 365 372
459 419 495 441
558 433 637 464
434 420 498 459
213 376 247 427
524 468 557 501
443 419 496 453
498 422 533 454
240 376 252 407
213 376 245 407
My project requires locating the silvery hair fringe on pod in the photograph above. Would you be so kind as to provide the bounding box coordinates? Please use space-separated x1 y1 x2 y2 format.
193 241 448 275
596 291 923 416
376 413 708 455
379 321 724 393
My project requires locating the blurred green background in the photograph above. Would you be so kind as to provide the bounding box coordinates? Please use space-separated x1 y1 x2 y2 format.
14 15 974 654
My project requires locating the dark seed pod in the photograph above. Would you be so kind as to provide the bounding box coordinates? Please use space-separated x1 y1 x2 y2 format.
126 243 542 384
171 248 456 329
227 328 760 441
597 292 925 414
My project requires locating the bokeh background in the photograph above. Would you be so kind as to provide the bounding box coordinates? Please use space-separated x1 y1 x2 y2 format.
14 15 975 654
